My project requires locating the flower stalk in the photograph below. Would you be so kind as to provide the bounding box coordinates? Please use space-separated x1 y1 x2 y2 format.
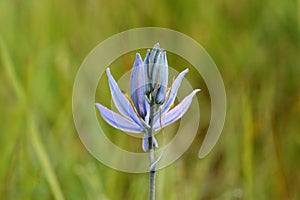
148 98 156 200
96 43 200 200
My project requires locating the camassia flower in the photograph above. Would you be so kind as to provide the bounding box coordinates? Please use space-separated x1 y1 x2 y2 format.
96 43 200 151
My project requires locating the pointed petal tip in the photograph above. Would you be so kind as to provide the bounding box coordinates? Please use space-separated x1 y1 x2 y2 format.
134 53 143 66
106 68 111 76
146 49 151 54
95 102 106 111
136 53 142 60
194 89 201 93
154 43 160 48
176 68 189 79
144 49 150 62
183 68 189 74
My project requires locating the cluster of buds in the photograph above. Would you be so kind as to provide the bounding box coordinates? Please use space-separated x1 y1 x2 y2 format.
130 43 168 120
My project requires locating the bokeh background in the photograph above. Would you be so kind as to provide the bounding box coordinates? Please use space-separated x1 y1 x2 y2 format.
1 0 299 199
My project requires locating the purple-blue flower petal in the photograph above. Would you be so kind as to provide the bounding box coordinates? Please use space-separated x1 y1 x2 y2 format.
153 68 189 124
142 134 159 151
144 99 150 124
151 49 163 92
153 89 200 131
147 43 161 91
143 49 151 93
106 68 143 128
153 136 158 148
142 134 148 151
130 53 147 118
96 103 144 133
155 51 168 104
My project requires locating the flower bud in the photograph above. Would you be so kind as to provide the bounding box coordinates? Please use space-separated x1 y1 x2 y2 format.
155 51 168 104
145 43 160 92
144 43 168 104
143 49 151 94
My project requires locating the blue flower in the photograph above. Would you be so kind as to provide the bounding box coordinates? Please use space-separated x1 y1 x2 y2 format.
96 43 200 151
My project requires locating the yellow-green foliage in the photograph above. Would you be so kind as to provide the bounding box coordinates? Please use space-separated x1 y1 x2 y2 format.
0 0 299 199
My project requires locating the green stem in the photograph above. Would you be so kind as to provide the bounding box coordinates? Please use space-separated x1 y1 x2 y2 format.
148 101 156 200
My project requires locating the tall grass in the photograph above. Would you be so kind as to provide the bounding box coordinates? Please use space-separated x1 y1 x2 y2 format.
0 0 299 199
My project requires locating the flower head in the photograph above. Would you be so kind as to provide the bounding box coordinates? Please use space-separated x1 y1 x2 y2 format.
96 43 200 151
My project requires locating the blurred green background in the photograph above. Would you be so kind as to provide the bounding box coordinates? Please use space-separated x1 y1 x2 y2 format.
0 0 299 199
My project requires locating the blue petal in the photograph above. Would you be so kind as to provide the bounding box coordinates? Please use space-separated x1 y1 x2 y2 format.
144 98 150 124
151 49 163 92
142 134 148 151
96 103 144 133
106 68 143 128
130 53 147 118
161 51 169 88
155 51 168 104
148 43 160 91
153 89 200 131
143 49 151 93
155 86 167 104
153 68 189 124
142 134 159 151
153 136 158 148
